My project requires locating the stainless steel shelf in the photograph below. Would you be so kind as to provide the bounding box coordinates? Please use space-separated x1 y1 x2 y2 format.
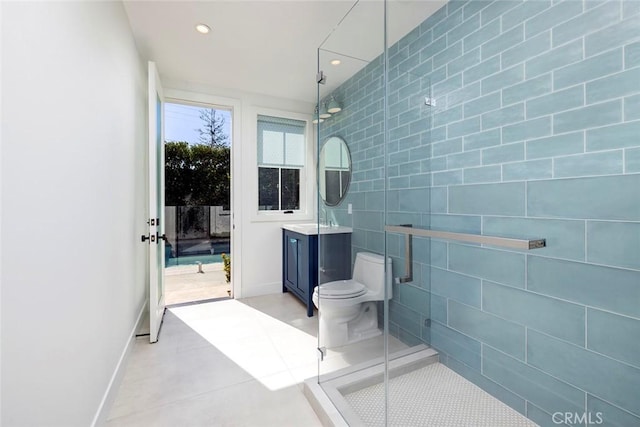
384 225 546 250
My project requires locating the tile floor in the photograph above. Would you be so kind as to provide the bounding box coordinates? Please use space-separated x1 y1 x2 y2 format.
107 293 406 426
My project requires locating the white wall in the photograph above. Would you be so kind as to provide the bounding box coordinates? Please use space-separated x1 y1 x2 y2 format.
164 82 316 298
1 2 147 425
0 1 4 422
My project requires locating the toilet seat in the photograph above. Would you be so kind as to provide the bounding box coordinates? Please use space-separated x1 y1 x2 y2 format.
314 280 366 299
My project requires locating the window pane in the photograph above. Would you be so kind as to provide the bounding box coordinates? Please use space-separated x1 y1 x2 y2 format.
258 167 279 210
281 168 300 210
257 115 305 213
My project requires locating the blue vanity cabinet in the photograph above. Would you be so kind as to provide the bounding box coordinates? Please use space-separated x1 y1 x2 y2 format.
282 228 351 317
282 230 317 317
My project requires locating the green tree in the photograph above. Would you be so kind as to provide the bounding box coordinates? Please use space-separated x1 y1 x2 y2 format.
165 141 192 206
166 108 231 208
190 144 230 207
198 109 229 147
164 142 230 208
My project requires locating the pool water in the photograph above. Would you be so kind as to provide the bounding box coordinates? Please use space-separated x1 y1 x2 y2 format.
165 239 229 267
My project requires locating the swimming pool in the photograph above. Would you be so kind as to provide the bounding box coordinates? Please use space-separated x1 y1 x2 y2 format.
166 253 224 267
165 240 230 266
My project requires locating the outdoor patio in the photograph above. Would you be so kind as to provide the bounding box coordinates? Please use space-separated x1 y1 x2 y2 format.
164 263 230 306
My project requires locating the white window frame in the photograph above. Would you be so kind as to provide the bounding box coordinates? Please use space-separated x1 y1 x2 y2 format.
250 107 314 222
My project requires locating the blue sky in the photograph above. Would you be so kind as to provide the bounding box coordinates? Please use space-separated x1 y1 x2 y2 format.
165 102 232 145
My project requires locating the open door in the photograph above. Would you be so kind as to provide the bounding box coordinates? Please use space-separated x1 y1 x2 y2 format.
148 61 166 343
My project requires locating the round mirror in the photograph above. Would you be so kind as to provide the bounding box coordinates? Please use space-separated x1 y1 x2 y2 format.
319 136 352 206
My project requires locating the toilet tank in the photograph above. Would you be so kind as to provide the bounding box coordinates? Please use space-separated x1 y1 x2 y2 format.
352 252 392 300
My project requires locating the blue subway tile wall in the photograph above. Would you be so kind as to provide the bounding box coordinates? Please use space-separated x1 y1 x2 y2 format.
528 255 640 319
482 345 585 417
448 299 526 360
587 308 640 368
482 281 585 346
528 330 640 417
445 354 529 415
587 395 640 427
319 0 640 424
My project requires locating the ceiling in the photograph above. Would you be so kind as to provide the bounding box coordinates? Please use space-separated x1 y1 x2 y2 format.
123 0 446 104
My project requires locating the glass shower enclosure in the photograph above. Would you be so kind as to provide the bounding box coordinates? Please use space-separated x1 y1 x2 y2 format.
312 0 640 426
315 1 441 424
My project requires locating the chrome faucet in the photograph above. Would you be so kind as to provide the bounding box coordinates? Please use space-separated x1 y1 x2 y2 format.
319 208 337 227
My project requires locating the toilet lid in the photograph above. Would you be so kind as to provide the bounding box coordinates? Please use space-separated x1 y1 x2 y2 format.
316 280 366 298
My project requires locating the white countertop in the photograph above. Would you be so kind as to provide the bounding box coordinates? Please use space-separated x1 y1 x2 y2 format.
282 223 353 235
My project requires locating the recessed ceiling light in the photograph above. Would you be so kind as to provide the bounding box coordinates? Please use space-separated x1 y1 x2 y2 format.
195 24 211 34
330 59 341 66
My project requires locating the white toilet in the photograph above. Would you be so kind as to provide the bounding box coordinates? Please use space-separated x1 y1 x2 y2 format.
312 252 392 348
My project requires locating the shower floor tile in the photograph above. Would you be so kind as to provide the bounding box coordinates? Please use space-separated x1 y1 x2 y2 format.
344 363 538 427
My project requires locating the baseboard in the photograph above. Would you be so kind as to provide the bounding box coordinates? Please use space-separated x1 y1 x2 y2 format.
90 300 147 427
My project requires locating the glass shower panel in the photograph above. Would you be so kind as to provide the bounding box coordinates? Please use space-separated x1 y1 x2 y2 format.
384 73 433 349
315 0 387 417
314 1 448 424
385 1 640 426
384 0 436 352
313 1 640 426
384 3 440 425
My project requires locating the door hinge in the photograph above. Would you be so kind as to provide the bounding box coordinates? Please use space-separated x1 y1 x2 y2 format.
317 347 326 361
316 71 327 85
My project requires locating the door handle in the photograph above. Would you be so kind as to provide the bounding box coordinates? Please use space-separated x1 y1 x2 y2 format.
142 234 165 243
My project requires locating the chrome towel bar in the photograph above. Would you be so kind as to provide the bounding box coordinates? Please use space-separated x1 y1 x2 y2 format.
385 225 546 250
385 224 546 284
